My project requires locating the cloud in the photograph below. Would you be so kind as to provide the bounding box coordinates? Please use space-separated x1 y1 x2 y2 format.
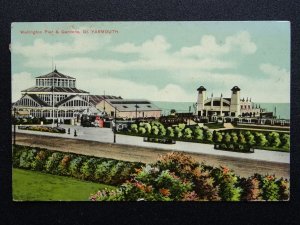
112 35 171 59
12 72 35 102
176 31 257 58
259 63 290 82
76 76 194 102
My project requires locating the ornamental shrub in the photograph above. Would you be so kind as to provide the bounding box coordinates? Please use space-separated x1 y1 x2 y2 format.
69 156 84 178
280 134 290 149
194 128 204 141
45 152 64 174
211 166 242 201
94 160 116 184
183 128 193 140
240 176 262 201
166 127 175 138
255 133 268 147
31 150 49 171
130 124 138 134
138 127 146 135
57 154 72 175
19 149 37 169
80 158 98 180
144 123 152 134
204 130 213 142
267 132 281 148
151 126 159 136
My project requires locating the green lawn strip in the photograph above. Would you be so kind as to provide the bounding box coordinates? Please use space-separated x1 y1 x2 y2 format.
13 168 115 201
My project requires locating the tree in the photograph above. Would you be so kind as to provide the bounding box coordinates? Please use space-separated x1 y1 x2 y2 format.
139 127 146 135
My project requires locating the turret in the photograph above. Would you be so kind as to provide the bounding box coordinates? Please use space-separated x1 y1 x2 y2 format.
230 86 241 116
197 86 206 116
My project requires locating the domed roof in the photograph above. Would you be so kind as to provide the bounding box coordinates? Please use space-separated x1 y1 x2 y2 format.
231 86 241 91
197 86 206 91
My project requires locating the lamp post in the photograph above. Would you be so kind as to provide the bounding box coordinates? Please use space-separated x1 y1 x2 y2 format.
113 106 116 143
135 104 138 122
13 107 16 146
188 106 191 126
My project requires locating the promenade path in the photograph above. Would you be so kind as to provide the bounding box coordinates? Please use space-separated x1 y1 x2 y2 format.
13 125 290 178
14 125 290 164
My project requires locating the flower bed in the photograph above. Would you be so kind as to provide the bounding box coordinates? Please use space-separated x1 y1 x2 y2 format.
214 144 254 153
143 137 176 144
90 152 289 201
18 125 66 134
13 145 144 186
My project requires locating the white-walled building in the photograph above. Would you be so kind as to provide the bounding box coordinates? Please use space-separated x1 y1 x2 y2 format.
13 69 101 122
196 85 262 117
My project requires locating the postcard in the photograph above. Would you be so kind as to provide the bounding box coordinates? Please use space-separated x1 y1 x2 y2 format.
11 21 290 201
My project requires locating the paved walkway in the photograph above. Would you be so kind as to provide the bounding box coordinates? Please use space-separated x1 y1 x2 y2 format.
13 124 290 164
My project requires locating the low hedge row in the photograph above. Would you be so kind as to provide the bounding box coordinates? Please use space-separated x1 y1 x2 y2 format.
13 145 144 186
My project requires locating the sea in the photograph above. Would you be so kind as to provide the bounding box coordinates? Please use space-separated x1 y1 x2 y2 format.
153 101 290 120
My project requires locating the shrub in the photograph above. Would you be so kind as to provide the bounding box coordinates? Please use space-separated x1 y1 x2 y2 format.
94 160 116 184
204 130 213 142
240 176 262 201
69 156 84 178
57 154 72 175
194 128 204 141
138 127 146 135
211 166 242 201
280 134 290 149
166 127 175 138
80 158 98 180
31 150 49 171
45 152 64 174
183 128 193 139
19 149 37 169
267 132 281 148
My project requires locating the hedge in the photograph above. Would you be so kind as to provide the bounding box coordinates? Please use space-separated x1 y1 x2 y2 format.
13 145 144 186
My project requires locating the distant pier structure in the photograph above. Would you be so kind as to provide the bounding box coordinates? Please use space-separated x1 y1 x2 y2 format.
194 85 291 126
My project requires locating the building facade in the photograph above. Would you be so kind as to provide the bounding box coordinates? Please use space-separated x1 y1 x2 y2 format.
13 69 99 123
196 85 262 118
96 99 162 119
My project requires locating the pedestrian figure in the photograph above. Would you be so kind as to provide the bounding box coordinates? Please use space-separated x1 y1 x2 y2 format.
74 130 77 137
68 128 70 134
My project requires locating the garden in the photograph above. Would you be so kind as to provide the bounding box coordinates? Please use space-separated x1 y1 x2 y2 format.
13 145 289 201
18 125 66 134
118 121 290 152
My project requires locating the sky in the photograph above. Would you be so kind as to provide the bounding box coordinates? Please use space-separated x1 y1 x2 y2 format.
11 21 290 103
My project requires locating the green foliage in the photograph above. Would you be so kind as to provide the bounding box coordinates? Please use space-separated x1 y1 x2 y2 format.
69 157 84 178
213 131 222 143
166 127 175 138
244 131 256 146
151 126 159 136
204 130 213 142
130 124 138 134
281 134 290 149
178 123 185 130
80 158 98 180
45 152 64 174
255 132 269 147
194 128 204 141
267 132 281 147
144 123 152 134
19 149 37 169
183 128 193 139
138 127 146 135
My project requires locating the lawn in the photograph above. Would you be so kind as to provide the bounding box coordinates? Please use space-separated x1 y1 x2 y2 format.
13 168 115 201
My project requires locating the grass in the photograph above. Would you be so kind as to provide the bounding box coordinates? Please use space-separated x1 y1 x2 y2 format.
13 168 115 201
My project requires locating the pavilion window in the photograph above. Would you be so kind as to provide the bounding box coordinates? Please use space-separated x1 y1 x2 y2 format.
36 80 38 86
